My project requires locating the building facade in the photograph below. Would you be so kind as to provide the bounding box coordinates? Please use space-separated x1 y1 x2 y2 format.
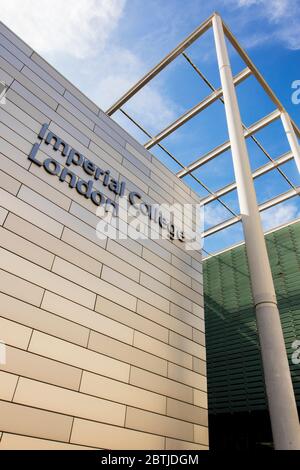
204 220 300 450
0 22 207 450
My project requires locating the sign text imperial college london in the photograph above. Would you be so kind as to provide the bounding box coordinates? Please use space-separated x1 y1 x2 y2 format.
29 124 186 242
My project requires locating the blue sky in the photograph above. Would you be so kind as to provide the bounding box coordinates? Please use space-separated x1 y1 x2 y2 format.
2 0 300 254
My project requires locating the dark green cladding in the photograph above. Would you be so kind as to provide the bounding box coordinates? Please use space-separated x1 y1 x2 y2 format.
204 221 300 414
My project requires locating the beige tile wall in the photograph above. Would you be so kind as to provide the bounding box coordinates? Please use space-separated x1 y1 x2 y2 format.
0 20 208 450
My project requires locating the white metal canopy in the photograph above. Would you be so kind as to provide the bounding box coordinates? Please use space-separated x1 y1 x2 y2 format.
106 12 300 257
105 12 300 450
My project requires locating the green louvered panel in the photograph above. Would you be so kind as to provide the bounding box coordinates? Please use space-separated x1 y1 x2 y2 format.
204 220 300 414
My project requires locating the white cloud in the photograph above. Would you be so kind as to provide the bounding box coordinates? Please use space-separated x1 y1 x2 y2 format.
90 46 178 132
1 0 126 58
261 201 300 231
204 203 232 227
236 0 289 21
127 86 178 135
230 0 300 50
1 0 178 132
203 199 300 254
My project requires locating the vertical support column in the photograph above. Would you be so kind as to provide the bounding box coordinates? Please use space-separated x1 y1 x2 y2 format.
281 112 300 174
212 13 300 450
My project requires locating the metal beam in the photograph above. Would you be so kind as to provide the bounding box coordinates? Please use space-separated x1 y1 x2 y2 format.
259 187 300 211
200 151 293 206
222 20 300 139
119 108 238 217
144 67 251 149
181 51 296 191
177 109 281 178
105 14 214 116
281 112 300 173
243 109 281 135
203 186 300 238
